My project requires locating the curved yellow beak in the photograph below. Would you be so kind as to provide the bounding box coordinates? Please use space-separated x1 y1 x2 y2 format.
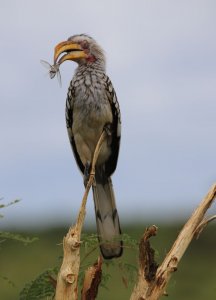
54 41 88 65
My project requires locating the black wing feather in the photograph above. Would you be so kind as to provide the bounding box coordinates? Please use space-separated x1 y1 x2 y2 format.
104 76 121 177
65 84 85 174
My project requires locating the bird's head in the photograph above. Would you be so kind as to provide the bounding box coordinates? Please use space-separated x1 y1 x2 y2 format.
54 34 105 69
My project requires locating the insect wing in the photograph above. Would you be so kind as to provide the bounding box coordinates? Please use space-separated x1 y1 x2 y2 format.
40 59 62 86
40 59 52 70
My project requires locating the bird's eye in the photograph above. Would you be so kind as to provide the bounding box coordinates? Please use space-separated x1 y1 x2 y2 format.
81 40 89 49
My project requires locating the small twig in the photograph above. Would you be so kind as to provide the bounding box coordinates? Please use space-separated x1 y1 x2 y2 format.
48 275 57 289
195 214 216 239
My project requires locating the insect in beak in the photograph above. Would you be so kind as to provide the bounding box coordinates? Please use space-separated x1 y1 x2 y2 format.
40 59 62 87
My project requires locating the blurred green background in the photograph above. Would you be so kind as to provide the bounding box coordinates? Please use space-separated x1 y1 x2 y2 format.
1 223 216 300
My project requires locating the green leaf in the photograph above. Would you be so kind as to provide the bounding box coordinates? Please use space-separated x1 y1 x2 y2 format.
0 199 20 209
121 233 138 249
19 268 58 300
0 198 21 218
0 231 38 245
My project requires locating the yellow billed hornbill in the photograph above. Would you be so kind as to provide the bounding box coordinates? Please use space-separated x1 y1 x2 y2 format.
54 34 122 259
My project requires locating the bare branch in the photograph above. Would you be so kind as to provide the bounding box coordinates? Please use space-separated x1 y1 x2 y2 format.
195 214 216 239
55 131 107 300
151 183 216 299
130 226 158 300
130 183 216 300
81 256 103 300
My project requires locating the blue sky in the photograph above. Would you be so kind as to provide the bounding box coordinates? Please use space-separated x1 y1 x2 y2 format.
1 0 216 228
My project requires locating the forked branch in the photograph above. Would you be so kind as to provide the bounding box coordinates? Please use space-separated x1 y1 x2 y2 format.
130 183 216 300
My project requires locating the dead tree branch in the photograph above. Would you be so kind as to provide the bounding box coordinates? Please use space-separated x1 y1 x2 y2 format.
55 131 107 300
130 183 216 300
81 256 103 300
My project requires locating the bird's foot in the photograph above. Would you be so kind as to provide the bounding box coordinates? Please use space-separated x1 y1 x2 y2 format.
84 161 91 187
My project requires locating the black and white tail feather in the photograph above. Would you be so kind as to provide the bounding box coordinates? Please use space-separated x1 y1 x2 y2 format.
92 170 122 259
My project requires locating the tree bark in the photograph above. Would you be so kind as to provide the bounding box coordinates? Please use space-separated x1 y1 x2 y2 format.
130 183 216 300
55 131 107 300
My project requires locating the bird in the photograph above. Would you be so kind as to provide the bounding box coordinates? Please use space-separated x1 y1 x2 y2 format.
53 34 123 259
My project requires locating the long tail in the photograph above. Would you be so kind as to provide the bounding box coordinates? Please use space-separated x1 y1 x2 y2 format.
92 172 123 259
